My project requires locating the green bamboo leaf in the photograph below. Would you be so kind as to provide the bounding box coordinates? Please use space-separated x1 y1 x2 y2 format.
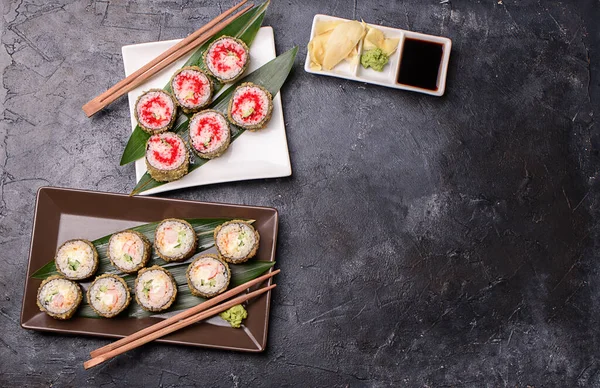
30 218 244 279
119 1 270 166
130 45 299 195
229 260 276 287
30 218 274 319
30 260 57 280
78 260 275 319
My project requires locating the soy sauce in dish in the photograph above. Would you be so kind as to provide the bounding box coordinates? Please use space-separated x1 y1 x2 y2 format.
397 38 444 91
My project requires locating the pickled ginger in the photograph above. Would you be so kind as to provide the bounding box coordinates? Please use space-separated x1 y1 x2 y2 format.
322 21 366 70
308 20 366 71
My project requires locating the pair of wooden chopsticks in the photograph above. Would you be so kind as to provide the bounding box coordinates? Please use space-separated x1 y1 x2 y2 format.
82 0 253 118
84 269 279 369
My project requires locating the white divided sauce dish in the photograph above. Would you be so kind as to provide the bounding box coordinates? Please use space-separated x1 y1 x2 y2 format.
304 14 452 96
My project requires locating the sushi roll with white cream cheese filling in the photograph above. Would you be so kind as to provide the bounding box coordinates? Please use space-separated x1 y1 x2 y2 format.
214 220 260 264
186 254 230 298
145 132 189 182
55 239 98 280
189 110 231 159
134 89 177 134
227 82 273 131
134 266 178 312
203 36 249 83
154 218 197 262
108 230 151 273
87 274 131 318
36 275 83 320
169 66 213 113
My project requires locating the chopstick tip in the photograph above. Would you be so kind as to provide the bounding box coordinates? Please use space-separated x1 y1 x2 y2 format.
83 357 103 370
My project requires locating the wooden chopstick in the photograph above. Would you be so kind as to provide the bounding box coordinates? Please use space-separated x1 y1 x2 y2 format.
89 269 279 358
90 4 253 113
84 283 276 369
82 0 252 117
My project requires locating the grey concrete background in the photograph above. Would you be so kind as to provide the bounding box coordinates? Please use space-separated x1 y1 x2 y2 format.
1 0 600 386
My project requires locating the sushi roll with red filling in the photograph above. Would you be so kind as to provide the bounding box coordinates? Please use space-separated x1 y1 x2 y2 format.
145 132 189 182
227 83 273 131
189 110 231 159
134 89 177 134
169 66 213 113
203 36 249 83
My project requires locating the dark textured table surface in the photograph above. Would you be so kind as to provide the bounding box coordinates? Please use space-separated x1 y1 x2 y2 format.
1 0 599 386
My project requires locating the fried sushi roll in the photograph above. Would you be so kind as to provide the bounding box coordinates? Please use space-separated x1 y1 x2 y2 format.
214 220 260 264
186 254 230 298
87 274 131 318
154 218 197 262
108 230 151 273
188 109 231 159
145 132 189 182
227 82 273 131
134 266 178 312
54 239 98 280
36 275 83 320
134 89 177 134
170 66 213 113
203 36 249 83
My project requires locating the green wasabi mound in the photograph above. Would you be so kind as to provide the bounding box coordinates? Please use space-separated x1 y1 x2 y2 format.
360 48 389 72
219 304 248 328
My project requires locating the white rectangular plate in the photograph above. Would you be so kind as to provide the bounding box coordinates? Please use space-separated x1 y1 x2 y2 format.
122 27 291 195
304 15 452 97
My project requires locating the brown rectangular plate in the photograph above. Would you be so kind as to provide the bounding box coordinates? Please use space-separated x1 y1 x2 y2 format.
20 187 278 352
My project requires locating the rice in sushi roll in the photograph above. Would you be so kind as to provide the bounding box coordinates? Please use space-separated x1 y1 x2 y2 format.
134 266 177 312
227 82 273 131
134 89 177 134
186 254 230 298
54 239 98 280
36 275 82 320
203 36 249 83
169 66 213 113
154 218 197 262
214 220 260 264
108 230 151 273
87 274 131 318
145 132 189 182
188 110 231 159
